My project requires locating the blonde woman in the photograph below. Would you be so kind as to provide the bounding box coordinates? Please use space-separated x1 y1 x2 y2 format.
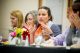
10 10 23 29
8 10 23 45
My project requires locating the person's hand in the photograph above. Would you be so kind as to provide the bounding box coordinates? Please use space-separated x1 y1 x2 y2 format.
67 7 74 24
28 25 36 34
67 7 80 29
71 44 80 48
71 13 80 29
38 21 52 40
39 21 53 35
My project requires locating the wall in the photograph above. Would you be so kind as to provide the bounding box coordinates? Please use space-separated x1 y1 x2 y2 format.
0 2 1 28
0 0 38 39
42 0 63 25
62 0 70 32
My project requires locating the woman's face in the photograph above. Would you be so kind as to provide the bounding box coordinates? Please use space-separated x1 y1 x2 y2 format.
26 14 34 24
38 9 50 24
10 15 18 28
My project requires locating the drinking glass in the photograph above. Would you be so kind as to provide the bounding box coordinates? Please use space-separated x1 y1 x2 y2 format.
0 36 2 42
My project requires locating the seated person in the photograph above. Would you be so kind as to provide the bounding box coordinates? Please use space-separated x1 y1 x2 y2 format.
53 0 80 47
33 6 61 47
6 10 23 45
23 10 37 44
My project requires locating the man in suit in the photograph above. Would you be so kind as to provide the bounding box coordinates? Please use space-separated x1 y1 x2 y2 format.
66 0 80 46
53 0 80 46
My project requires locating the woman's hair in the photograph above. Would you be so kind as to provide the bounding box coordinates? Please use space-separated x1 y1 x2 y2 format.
72 0 80 17
11 10 23 28
38 6 53 21
25 10 38 24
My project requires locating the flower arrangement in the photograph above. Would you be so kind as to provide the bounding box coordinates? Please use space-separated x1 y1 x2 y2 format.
9 28 30 45
10 28 23 38
22 29 30 42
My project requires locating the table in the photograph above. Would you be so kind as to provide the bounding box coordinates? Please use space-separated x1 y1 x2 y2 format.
0 45 80 53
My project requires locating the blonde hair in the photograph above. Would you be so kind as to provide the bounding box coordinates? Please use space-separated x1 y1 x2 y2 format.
11 10 23 28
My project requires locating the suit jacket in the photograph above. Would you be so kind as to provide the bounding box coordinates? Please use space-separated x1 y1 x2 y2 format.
53 26 80 46
66 27 80 46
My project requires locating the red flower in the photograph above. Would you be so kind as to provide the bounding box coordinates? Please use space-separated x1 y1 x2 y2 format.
22 30 30 43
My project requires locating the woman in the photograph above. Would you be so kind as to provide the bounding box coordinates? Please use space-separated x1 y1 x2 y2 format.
23 10 37 44
10 10 23 30
34 6 61 46
8 10 23 45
